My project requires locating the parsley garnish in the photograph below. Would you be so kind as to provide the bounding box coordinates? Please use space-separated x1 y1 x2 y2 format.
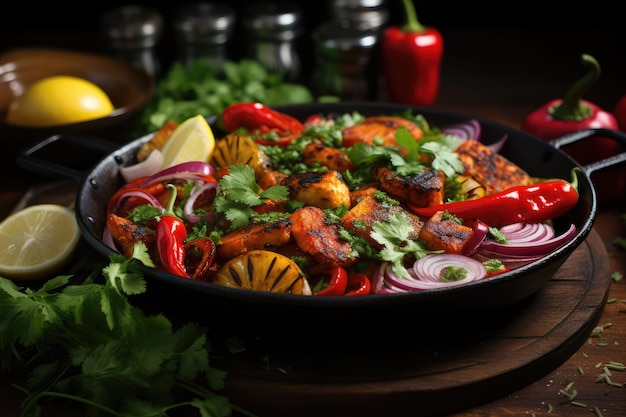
0 242 248 417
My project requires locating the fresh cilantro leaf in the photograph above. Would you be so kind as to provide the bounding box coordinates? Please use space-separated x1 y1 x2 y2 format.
419 141 465 178
370 212 433 278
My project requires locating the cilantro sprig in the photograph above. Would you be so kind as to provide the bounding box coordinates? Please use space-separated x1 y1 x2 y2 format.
0 242 250 417
213 164 289 231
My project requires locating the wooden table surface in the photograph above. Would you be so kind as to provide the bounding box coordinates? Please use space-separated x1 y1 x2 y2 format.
1 26 625 417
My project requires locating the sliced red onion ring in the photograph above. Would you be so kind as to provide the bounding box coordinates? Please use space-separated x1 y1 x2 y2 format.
109 189 164 214
119 150 164 183
480 223 576 258
441 119 481 141
141 161 215 187
486 134 508 153
184 182 220 224
500 222 555 243
462 219 489 256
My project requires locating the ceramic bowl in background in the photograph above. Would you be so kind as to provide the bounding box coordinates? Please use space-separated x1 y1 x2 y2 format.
0 47 155 174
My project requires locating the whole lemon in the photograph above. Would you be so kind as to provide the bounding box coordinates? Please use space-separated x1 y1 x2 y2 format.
6 75 115 126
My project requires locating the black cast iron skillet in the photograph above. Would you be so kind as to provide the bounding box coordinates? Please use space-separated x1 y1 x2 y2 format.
17 102 626 339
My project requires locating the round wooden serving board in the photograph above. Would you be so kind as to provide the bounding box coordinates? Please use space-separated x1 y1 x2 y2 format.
211 231 611 417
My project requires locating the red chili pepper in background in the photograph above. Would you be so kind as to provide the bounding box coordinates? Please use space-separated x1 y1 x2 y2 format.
313 266 348 296
381 0 443 106
408 171 580 227
221 102 305 146
521 54 624 203
157 184 188 278
344 273 371 296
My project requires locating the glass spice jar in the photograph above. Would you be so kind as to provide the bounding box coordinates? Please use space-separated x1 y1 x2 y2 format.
173 2 236 77
100 5 164 78
311 20 379 101
243 2 303 82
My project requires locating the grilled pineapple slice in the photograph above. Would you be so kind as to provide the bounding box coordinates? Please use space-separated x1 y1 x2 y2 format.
209 133 271 180
213 250 312 295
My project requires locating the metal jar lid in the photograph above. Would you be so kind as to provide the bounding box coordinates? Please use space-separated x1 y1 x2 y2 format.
243 2 303 42
328 0 389 31
313 20 378 64
100 5 164 50
173 3 236 45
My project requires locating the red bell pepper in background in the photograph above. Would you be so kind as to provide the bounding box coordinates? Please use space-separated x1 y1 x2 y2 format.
381 0 443 106
344 273 371 296
521 54 624 203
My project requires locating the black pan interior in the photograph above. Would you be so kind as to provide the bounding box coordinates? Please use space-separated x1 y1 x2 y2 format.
74 102 596 338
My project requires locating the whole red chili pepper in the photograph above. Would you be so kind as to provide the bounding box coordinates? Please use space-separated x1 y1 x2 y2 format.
521 54 624 203
408 171 580 227
157 184 188 278
221 102 304 146
381 0 443 106
313 266 348 296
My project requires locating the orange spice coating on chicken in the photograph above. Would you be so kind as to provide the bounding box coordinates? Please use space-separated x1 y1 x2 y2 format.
374 166 445 207
302 141 356 172
290 206 357 268
341 116 423 147
218 218 292 260
281 170 351 209
342 194 424 247
106 213 157 260
455 140 532 195
418 210 473 254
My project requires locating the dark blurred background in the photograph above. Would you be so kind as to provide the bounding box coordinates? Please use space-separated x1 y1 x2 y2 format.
1 0 624 114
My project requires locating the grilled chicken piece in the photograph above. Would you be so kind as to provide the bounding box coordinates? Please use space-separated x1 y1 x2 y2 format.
136 120 178 162
302 141 356 172
218 218 292 260
290 206 357 268
455 139 532 195
342 194 424 247
374 166 445 207
349 185 378 206
281 170 351 209
258 169 288 189
418 210 473 254
106 213 157 259
341 116 423 147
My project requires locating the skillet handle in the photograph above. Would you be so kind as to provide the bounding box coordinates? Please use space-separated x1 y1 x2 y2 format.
16 134 118 182
549 128 626 176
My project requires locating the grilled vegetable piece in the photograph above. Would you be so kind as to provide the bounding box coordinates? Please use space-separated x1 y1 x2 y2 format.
281 170 351 209
455 139 532 195
342 194 424 246
302 141 356 172
136 120 178 162
290 206 357 268
213 250 312 295
418 210 473 254
217 218 293 260
209 133 272 180
106 213 157 260
374 166 445 207
341 115 423 147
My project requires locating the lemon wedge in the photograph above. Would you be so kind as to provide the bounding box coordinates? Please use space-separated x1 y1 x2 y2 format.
0 204 80 281
159 114 215 169
6 75 114 126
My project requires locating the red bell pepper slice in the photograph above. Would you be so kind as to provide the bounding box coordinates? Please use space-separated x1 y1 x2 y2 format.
344 273 371 296
221 102 305 146
313 266 348 296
